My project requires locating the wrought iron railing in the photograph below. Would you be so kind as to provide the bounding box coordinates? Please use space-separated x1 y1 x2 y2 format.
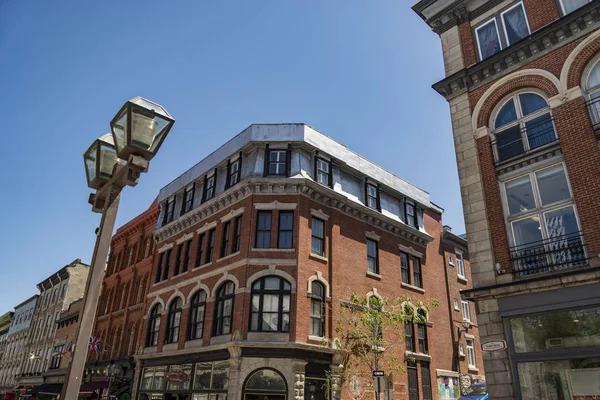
510 231 587 276
585 96 600 134
491 116 558 167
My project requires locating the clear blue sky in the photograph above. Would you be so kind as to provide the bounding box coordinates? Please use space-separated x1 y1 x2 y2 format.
0 0 461 313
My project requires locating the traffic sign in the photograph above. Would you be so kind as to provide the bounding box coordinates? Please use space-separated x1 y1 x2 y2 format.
372 370 385 377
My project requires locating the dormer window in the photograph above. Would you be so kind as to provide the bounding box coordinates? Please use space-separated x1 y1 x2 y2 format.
474 2 530 61
365 182 380 211
315 157 332 187
405 200 417 228
163 198 175 226
181 185 195 215
227 157 242 188
265 145 290 177
202 170 217 202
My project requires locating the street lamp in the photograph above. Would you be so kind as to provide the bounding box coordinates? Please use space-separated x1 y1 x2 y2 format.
107 362 124 399
61 97 174 400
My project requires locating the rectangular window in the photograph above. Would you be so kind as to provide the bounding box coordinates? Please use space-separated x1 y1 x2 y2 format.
206 229 215 264
182 240 191 273
367 239 379 274
163 198 175 226
267 149 288 176
195 233 205 268
232 216 242 253
174 243 183 276
162 249 172 281
454 299 460 311
203 174 216 201
181 185 195 215
277 211 294 249
448 254 454 265
418 323 428 354
405 201 417 227
421 362 433 400
311 218 325 256
500 2 530 46
558 0 590 15
315 157 331 187
221 221 231 258
155 252 164 283
405 323 415 352
466 339 476 368
227 158 241 187
412 257 422 288
366 183 379 210
50 345 63 369
475 19 501 60
456 252 466 278
255 211 272 249
407 362 419 400
462 300 471 322
400 252 410 284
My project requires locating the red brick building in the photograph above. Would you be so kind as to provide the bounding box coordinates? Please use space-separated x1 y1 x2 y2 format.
133 124 483 400
87 199 159 398
415 0 600 398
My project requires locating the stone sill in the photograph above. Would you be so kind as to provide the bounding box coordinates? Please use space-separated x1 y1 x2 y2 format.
193 262 212 270
307 335 326 343
251 248 296 252
401 282 425 294
457 276 468 284
468 367 479 373
217 251 241 263
366 271 382 280
309 253 328 263
404 351 432 362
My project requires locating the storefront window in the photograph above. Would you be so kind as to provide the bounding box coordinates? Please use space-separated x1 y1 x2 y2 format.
243 368 287 399
166 364 193 391
510 306 600 352
518 358 600 399
154 367 167 391
193 361 229 392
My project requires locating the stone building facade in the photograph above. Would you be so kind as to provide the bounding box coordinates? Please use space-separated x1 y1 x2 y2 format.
0 311 16 400
415 0 600 398
0 296 37 399
18 260 88 392
132 124 484 400
88 199 159 398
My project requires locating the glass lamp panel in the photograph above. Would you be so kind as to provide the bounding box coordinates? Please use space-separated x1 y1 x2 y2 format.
111 109 127 155
131 97 171 119
98 144 117 179
84 145 97 182
505 175 536 215
512 217 543 247
536 165 571 205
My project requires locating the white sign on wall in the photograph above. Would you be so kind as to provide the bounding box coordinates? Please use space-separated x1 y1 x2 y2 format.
481 340 507 352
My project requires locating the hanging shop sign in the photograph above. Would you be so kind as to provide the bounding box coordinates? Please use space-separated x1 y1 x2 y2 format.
481 340 507 352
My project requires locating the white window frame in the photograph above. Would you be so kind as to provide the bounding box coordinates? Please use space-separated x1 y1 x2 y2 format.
558 0 592 15
456 250 466 278
500 2 531 46
466 339 476 368
448 254 454 266
475 18 502 61
453 299 460 311
459 343 465 356
462 300 471 322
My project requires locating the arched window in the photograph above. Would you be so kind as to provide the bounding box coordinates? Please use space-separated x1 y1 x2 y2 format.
119 283 128 310
188 290 207 340
250 276 291 333
104 290 112 315
146 304 161 347
166 298 182 344
127 323 137 355
243 368 287 399
492 92 556 162
310 282 325 337
213 281 235 336
585 58 600 129
137 278 145 304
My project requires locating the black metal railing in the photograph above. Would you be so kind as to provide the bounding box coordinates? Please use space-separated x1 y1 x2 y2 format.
510 231 587 276
492 116 558 167
585 96 600 134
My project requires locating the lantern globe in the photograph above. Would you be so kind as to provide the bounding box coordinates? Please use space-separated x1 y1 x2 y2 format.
83 134 118 190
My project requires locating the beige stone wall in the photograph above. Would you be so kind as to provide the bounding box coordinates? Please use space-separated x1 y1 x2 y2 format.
63 263 89 309
441 26 464 76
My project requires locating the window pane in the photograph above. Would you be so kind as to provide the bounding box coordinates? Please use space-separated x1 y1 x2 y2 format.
212 361 229 390
194 363 212 390
502 3 529 45
536 165 571 206
517 358 600 399
312 218 324 238
561 0 590 14
263 277 280 290
495 99 518 128
477 20 501 59
505 175 535 215
262 313 278 331
367 240 377 257
510 306 600 353
496 125 524 161
262 294 279 312
512 216 543 247
520 93 548 116
544 206 579 237
525 113 555 149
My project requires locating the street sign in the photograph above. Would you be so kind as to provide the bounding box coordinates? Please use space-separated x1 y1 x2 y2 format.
372 370 385 377
481 340 507 352
373 376 386 393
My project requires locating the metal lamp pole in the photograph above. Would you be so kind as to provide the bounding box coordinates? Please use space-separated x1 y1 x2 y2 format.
61 97 174 400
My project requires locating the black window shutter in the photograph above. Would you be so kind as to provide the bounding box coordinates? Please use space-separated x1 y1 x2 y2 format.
285 144 291 177
180 189 186 215
313 151 318 183
263 144 270 177
364 179 369 206
238 151 243 177
201 175 207 202
213 168 218 193
329 158 335 188
376 183 382 212
225 159 231 190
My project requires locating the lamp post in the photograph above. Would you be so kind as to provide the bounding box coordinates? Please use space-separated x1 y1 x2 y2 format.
107 362 123 399
61 97 174 400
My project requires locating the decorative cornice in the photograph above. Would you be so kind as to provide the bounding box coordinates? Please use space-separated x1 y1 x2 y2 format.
433 3 600 100
398 244 424 258
154 179 433 247
254 201 298 210
196 221 218 235
365 231 381 242
176 232 194 245
220 207 245 223
157 243 174 254
310 208 330 221
495 143 563 177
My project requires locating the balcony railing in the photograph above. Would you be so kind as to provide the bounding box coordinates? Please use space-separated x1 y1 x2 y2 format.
585 96 600 135
491 116 558 167
510 231 587 276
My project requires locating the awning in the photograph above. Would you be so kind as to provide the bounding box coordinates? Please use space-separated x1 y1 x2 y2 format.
34 383 63 395
79 380 108 395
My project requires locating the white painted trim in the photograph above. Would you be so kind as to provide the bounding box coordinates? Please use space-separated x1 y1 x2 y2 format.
196 221 217 235
471 69 562 130
157 243 174 254
147 297 165 313
366 287 382 300
250 248 296 253
475 126 490 139
247 268 297 292
220 207 245 223
216 251 241 263
366 271 382 280
185 283 211 307
165 290 184 310
548 85 583 108
175 232 194 245
398 244 424 258
307 272 330 299
560 28 600 90
401 282 425 294
365 231 381 241
436 369 460 378
309 253 328 263
465 333 476 339
210 273 241 301
254 201 297 210
310 208 330 221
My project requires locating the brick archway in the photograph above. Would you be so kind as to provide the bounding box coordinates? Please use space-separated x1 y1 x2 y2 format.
564 34 600 89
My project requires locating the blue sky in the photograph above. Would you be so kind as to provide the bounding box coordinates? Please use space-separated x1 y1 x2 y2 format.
0 0 460 313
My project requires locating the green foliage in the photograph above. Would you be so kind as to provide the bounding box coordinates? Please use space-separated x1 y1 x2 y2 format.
0 312 12 331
